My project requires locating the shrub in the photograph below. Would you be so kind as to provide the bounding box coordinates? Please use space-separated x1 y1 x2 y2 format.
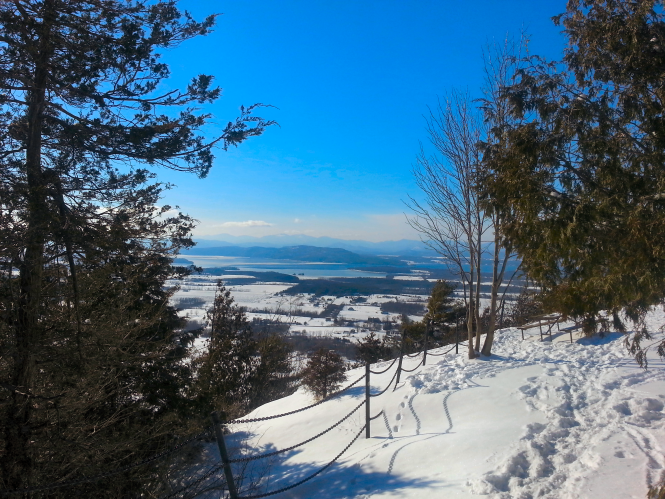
355 332 393 364
301 349 347 399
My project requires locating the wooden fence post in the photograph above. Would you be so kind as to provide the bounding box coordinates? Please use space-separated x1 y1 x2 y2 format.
395 327 405 386
423 318 429 366
455 316 459 355
211 411 239 499
365 363 370 439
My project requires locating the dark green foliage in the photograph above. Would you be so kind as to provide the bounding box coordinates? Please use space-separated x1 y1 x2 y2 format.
387 315 427 355
380 300 426 316
301 349 347 399
203 268 300 283
285 334 358 361
253 335 298 407
355 332 393 365
425 280 457 327
175 296 208 310
0 0 275 493
195 284 259 417
481 0 665 359
505 290 544 327
195 283 295 419
0 223 202 497
384 281 459 353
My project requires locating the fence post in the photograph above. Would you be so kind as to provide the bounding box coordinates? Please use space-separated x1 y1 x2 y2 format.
365 363 370 439
423 318 429 366
455 316 459 355
395 327 405 386
211 411 239 499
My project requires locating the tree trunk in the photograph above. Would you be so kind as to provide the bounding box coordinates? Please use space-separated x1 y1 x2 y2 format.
2 1 54 489
481 233 511 356
474 227 482 352
466 250 476 359
481 230 501 356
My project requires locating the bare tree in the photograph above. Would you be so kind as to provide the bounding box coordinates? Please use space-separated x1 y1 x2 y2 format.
407 37 525 358
477 35 528 355
407 90 486 359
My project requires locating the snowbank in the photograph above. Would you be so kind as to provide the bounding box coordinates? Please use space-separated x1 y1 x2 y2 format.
219 310 665 498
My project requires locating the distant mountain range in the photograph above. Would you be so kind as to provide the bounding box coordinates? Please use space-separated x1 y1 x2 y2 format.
193 234 430 256
182 245 408 266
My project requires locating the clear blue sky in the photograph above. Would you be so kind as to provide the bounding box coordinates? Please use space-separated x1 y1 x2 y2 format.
157 0 568 242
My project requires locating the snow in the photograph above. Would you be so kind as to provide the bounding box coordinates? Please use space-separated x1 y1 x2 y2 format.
218 309 665 498
339 305 384 321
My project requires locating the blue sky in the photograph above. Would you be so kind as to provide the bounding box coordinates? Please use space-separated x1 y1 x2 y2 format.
157 0 567 242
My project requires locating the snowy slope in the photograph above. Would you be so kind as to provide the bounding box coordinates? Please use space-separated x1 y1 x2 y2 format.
220 310 665 499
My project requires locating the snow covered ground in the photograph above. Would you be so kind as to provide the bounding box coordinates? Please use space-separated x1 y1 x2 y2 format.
170 274 427 339
218 310 665 499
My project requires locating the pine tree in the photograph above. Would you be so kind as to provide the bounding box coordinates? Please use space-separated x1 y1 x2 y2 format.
195 283 259 417
195 283 296 418
482 0 665 361
0 0 275 492
253 334 298 407
301 349 347 399
425 280 456 328
355 332 392 365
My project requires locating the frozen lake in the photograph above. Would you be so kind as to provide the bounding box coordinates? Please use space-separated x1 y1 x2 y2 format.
180 255 389 278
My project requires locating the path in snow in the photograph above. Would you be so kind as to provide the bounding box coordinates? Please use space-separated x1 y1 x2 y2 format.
218 312 665 499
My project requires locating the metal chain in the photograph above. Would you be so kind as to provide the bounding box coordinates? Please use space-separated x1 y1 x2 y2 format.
0 427 214 497
368 357 398 375
228 400 366 463
399 358 424 373
238 425 366 499
369 410 384 421
405 351 423 358
159 464 224 499
369 367 399 398
225 374 366 425
426 344 457 357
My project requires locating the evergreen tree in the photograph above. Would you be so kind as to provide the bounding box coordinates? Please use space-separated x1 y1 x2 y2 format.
195 283 259 417
195 283 295 418
0 0 275 492
425 280 457 328
301 349 346 399
253 334 298 407
355 332 392 365
398 314 427 354
482 0 665 361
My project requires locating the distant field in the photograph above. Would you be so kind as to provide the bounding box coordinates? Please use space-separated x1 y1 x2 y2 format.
281 277 435 297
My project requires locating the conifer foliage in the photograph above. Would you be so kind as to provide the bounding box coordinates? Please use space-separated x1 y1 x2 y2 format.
425 280 457 328
355 332 392 365
0 0 275 493
301 349 347 399
482 0 665 359
195 283 295 419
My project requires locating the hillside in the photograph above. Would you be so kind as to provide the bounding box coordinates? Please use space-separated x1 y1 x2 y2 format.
203 311 665 498
193 235 430 256
182 245 407 266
